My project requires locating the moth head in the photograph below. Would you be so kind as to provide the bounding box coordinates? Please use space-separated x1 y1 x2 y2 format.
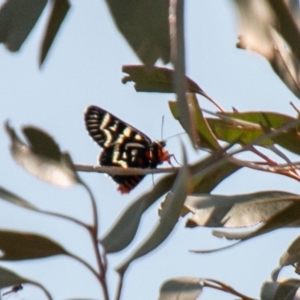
152 140 171 164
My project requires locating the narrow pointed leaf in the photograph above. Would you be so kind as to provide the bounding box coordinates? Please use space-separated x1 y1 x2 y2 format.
0 266 53 299
0 231 67 260
188 143 240 193
159 277 202 300
0 186 37 210
39 0 70 66
212 230 251 240
267 0 300 62
0 0 47 51
116 144 189 274
100 173 176 253
269 31 300 100
169 97 219 150
0 266 26 288
191 160 241 194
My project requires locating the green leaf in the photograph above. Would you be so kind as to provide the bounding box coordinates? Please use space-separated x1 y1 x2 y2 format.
169 96 220 150
122 65 204 94
0 0 47 51
116 144 189 274
39 0 70 66
0 231 67 260
187 94 219 150
159 277 202 300
207 111 300 155
5 122 79 187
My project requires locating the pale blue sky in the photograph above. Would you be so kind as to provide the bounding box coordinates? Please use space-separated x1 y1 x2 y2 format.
1 1 300 299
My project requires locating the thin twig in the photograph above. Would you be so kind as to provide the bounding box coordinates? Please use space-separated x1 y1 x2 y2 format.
25 280 53 300
247 145 277 166
75 164 179 175
228 156 300 181
38 209 89 228
202 278 257 300
115 273 124 300
267 145 295 166
290 101 300 115
197 91 225 112
68 252 101 285
80 180 110 300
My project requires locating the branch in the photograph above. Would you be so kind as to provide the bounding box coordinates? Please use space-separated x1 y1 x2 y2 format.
75 164 179 175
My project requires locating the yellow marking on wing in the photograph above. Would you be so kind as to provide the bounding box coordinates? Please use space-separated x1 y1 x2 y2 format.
100 113 110 129
99 113 113 147
112 145 128 168
135 134 143 141
123 127 132 137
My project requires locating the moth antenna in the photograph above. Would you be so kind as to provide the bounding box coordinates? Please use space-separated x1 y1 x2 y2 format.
161 115 165 140
165 132 187 141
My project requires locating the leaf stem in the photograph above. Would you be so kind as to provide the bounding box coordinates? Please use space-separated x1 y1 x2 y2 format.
114 272 124 300
80 179 110 300
202 278 257 300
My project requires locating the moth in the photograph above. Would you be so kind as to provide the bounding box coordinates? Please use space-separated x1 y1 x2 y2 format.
84 105 171 193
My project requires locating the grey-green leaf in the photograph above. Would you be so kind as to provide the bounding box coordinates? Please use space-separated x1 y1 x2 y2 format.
261 279 300 300
39 0 70 66
159 277 202 300
0 0 47 51
5 122 79 187
185 191 298 228
100 173 176 253
0 186 37 210
116 144 188 274
0 231 67 260
0 266 26 288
